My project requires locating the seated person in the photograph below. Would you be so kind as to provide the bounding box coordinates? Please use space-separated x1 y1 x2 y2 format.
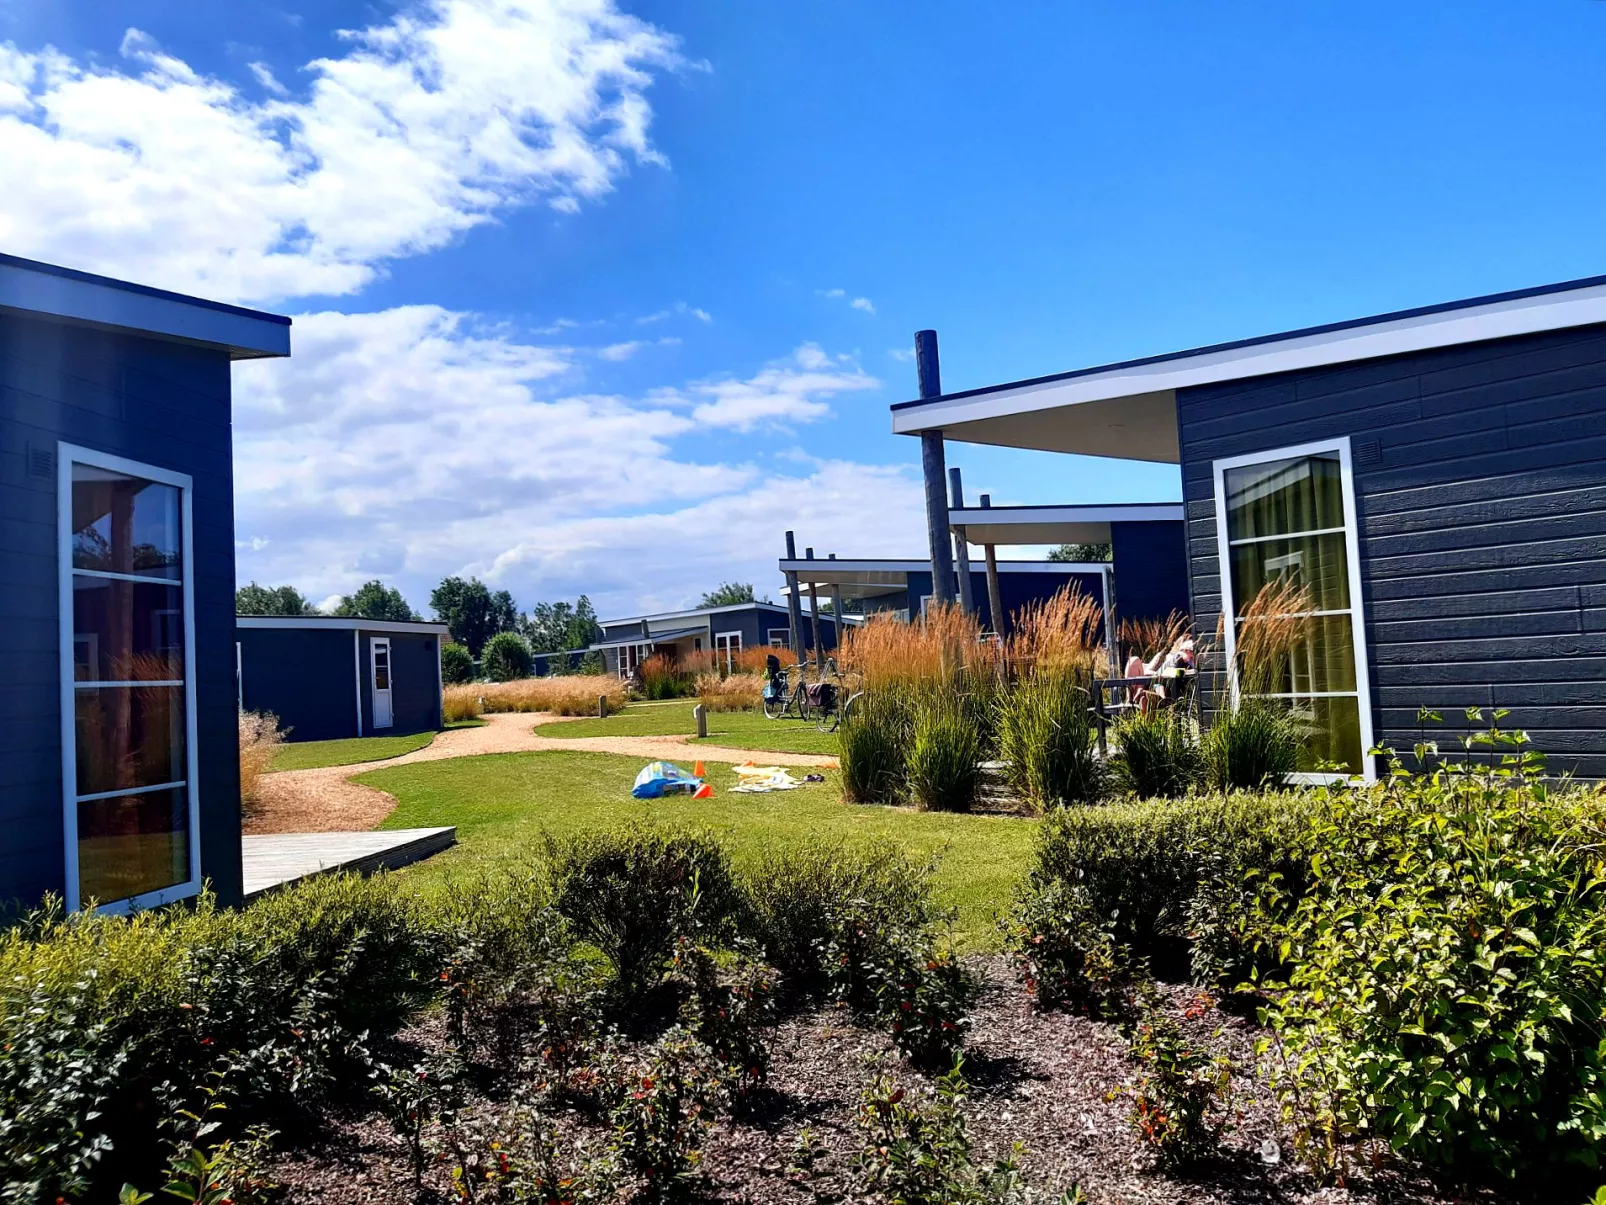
1123 635 1196 709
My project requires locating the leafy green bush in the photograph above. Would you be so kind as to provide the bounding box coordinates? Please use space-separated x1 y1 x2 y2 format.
874 942 977 1071
0 875 436 1201
1124 1000 1233 1168
838 688 912 804
481 630 533 682
739 837 937 999
1254 727 1606 1183
439 641 474 685
544 826 743 997
997 670 1105 808
1202 697 1302 791
671 939 776 1095
907 692 982 812
1018 793 1316 977
1113 709 1202 799
610 1027 728 1201
1000 877 1144 1020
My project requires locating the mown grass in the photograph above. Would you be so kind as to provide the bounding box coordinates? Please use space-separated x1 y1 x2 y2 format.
272 730 437 772
535 703 840 757
361 749 1033 949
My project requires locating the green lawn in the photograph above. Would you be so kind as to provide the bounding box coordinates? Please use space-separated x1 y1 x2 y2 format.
360 749 1034 949
535 703 839 757
272 730 437 772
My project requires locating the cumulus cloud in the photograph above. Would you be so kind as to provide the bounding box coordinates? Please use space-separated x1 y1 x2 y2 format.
231 312 907 610
817 287 875 314
0 0 680 302
637 301 712 325
595 336 679 361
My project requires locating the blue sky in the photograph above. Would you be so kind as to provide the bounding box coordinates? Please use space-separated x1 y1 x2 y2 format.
4 1 1605 617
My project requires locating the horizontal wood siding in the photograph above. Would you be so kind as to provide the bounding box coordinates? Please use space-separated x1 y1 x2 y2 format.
1179 322 1606 777
238 627 358 743
0 311 243 907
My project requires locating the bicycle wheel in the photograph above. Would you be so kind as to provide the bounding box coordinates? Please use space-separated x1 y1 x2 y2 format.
763 677 787 719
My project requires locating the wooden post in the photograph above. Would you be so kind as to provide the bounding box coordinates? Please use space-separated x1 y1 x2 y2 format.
830 583 845 657
805 547 823 673
949 466 974 615
598 693 608 719
693 703 708 739
916 330 955 605
783 530 804 654
980 493 1004 637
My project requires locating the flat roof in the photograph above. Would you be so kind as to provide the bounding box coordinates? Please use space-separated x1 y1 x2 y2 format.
598 600 810 628
949 502 1184 545
891 273 1606 463
590 625 708 651
780 557 1105 600
237 616 449 636
0 252 291 360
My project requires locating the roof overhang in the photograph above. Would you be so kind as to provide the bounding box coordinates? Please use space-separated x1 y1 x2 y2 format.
948 503 1184 545
0 252 291 360
237 616 449 635
590 625 708 651
891 274 1606 462
779 557 1105 600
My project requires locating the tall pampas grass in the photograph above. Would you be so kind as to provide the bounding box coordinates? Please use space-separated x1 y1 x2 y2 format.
1231 577 1315 697
1006 586 1109 680
443 676 630 720
1117 609 1192 666
697 671 764 711
238 710 285 815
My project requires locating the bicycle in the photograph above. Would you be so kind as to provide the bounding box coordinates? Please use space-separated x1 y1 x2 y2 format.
762 656 810 720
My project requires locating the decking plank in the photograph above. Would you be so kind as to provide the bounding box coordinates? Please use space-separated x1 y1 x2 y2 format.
241 827 456 899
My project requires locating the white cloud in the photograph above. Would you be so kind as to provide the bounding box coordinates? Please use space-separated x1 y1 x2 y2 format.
231 311 899 610
850 296 875 313
888 347 914 362
817 287 875 314
595 336 679 361
818 288 845 300
654 343 878 432
0 0 681 302
637 301 712 325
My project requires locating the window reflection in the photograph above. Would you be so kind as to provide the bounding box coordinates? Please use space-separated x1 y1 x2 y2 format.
73 577 184 681
76 788 189 905
71 465 182 579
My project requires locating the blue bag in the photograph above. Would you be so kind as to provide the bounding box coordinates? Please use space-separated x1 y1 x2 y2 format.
631 760 702 799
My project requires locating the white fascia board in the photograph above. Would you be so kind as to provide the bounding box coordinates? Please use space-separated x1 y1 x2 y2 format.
0 257 290 360
597 601 791 628
948 504 1184 527
892 283 1606 435
779 558 1104 574
237 617 450 635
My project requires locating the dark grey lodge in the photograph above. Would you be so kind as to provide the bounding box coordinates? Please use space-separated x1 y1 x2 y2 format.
0 253 291 912
236 617 449 743
895 276 1606 780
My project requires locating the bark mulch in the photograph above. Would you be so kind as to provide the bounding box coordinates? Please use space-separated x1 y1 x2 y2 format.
265 957 1510 1205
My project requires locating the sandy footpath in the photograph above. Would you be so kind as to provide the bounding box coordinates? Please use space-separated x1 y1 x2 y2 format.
245 711 835 834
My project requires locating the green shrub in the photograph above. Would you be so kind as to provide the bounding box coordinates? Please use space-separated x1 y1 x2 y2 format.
1113 709 1202 799
1124 1000 1233 1168
873 941 977 1071
1202 697 1302 791
908 692 982 812
481 630 533 682
997 670 1105 808
543 826 743 997
1019 792 1316 976
440 641 474 685
0 875 436 1201
739 837 937 998
838 689 912 804
610 1027 727 1200
670 939 776 1095
1254 727 1606 1183
1000 877 1144 1020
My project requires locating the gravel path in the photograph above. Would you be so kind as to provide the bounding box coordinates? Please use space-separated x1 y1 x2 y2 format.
245 712 837 835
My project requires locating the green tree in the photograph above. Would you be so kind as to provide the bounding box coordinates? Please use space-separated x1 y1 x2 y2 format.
1048 543 1112 563
430 576 518 656
699 581 772 607
333 580 418 622
481 631 533 682
521 594 603 652
235 582 312 615
440 642 474 685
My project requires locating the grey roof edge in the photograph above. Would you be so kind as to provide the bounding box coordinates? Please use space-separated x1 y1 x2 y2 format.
237 616 449 635
0 252 291 360
891 271 1606 414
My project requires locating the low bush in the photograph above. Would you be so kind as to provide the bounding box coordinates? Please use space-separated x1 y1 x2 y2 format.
874 942 977 1071
610 1027 728 1201
640 653 696 701
1113 709 1201 799
544 826 744 997
907 692 982 813
695 670 763 712
671 939 776 1094
1254 725 1606 1184
740 837 937 1000
237 709 285 813
997 670 1105 809
1202 697 1303 791
481 630 534 683
1123 999 1233 1168
838 688 912 804
1001 877 1145 1021
440 641 474 685
1017 793 1317 980
0 874 436 1201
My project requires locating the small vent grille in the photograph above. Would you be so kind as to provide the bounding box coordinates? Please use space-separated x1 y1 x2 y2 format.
26 443 54 480
1355 437 1382 468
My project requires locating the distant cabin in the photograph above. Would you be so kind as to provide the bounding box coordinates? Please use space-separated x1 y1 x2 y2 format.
591 601 850 677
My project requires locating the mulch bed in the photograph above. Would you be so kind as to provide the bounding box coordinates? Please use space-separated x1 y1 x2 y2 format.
266 957 1508 1204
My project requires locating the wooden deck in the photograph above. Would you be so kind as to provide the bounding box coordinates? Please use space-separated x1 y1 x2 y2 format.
241 827 457 900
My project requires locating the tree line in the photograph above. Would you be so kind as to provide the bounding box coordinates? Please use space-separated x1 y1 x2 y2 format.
236 575 602 657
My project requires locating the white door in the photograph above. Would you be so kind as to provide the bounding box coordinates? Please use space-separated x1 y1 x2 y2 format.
370 637 394 728
714 631 741 673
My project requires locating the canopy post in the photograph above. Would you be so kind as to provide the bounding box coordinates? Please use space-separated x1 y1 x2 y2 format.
784 530 804 654
805 547 824 669
980 493 1004 637
949 466 975 615
916 330 955 605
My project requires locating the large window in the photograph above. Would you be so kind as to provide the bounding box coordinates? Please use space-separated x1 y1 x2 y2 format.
59 446 199 911
1213 438 1374 780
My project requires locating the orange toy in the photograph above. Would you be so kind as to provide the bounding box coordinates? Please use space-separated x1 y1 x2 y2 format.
693 783 713 798
693 760 706 778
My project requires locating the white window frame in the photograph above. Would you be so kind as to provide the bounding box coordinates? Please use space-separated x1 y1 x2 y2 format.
58 443 201 913
1211 435 1375 784
768 628 789 649
714 631 742 674
370 636 394 729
